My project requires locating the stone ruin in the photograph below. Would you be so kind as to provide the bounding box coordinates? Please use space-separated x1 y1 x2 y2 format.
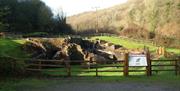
23 37 128 67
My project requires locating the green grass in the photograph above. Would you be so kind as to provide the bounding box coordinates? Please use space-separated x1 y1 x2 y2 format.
91 36 180 54
0 38 27 58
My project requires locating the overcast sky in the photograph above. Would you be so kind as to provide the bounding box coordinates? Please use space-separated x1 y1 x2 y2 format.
41 0 127 16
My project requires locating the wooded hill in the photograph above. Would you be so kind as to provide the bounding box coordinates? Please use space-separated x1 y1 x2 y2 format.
67 0 180 48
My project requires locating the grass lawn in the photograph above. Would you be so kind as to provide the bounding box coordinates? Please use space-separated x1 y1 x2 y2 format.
0 38 28 58
91 36 180 55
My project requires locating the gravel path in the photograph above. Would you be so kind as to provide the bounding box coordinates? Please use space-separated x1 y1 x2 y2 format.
24 81 180 91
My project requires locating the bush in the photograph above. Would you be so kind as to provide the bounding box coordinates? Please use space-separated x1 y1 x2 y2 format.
0 56 26 77
178 3 180 9
149 31 156 39
154 35 180 48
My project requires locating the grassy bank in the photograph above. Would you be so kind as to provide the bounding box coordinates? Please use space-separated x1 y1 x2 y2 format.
91 36 180 55
0 38 27 58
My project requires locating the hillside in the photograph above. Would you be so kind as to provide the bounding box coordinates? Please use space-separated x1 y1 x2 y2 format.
67 0 180 48
0 39 27 58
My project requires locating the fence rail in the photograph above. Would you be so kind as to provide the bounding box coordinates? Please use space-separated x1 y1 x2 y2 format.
26 54 180 77
151 59 179 75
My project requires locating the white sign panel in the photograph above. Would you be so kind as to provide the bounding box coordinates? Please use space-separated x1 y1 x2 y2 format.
129 54 147 66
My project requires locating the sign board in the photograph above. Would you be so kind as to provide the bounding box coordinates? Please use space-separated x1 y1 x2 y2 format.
129 54 147 66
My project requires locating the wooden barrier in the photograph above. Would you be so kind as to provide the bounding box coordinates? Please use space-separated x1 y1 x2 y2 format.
175 59 178 75
124 53 129 76
65 61 71 77
26 56 179 77
26 59 125 77
146 52 151 76
151 59 178 75
176 57 180 75
95 64 98 76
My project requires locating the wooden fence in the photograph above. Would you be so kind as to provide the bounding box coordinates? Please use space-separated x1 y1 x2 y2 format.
26 54 180 77
26 60 124 77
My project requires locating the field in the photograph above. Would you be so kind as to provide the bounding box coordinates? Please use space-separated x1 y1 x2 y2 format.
0 39 27 58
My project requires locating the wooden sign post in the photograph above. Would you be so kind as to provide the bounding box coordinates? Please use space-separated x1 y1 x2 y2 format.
124 51 151 77
124 53 129 76
146 52 151 76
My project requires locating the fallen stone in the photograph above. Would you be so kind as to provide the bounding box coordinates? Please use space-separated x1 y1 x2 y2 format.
67 43 85 61
95 50 117 60
23 40 46 56
53 45 69 60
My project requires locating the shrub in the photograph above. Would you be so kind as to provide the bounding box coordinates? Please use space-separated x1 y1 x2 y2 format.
178 3 180 9
0 56 26 77
154 35 180 48
149 31 156 39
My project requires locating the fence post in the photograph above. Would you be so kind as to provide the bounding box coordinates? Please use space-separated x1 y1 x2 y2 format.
65 60 71 77
38 61 42 70
177 56 180 75
96 63 98 77
12 59 16 76
175 57 180 76
124 53 129 76
175 59 178 75
146 51 151 76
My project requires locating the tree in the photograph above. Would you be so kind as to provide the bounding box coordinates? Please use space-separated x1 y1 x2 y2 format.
38 4 53 32
0 7 9 31
0 0 53 33
0 8 5 31
53 10 74 34
0 0 74 34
